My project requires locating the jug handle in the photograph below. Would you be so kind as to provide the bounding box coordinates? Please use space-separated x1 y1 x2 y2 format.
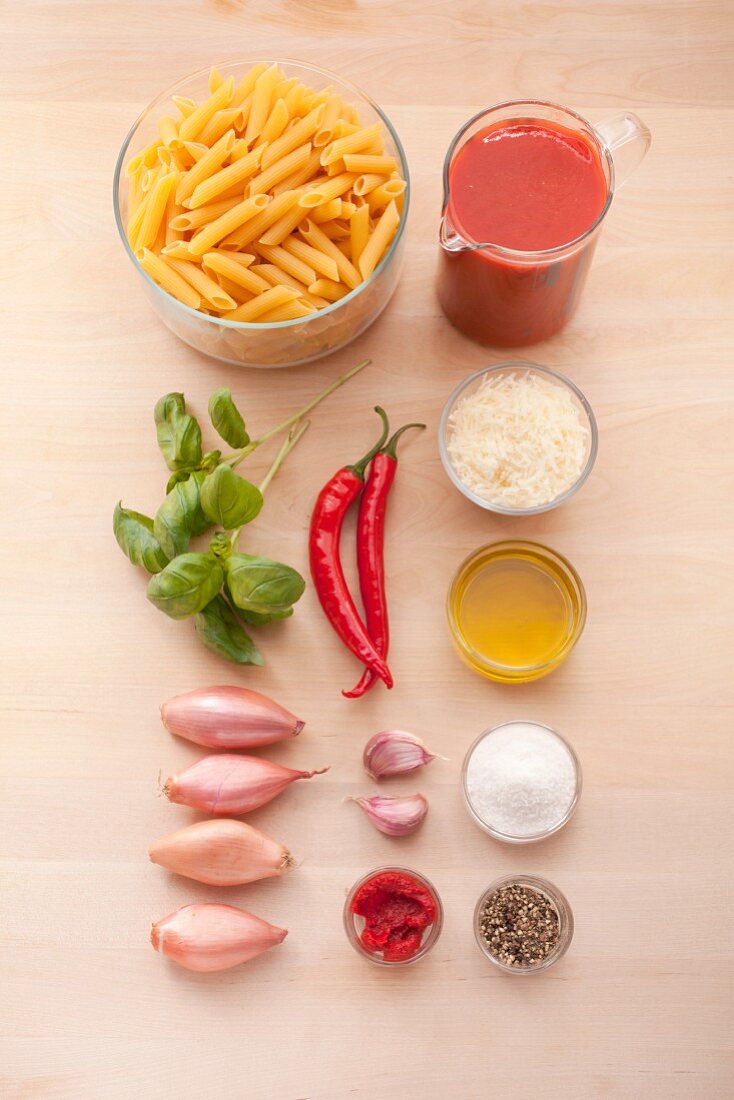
595 112 651 191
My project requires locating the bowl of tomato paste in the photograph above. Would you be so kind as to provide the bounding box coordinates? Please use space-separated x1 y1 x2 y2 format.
344 867 443 966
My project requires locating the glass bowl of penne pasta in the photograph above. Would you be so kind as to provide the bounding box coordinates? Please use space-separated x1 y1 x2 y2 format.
113 59 409 368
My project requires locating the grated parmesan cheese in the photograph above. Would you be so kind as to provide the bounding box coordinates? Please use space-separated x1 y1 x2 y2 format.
446 371 589 509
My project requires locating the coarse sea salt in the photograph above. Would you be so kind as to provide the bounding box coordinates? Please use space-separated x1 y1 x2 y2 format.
465 721 578 839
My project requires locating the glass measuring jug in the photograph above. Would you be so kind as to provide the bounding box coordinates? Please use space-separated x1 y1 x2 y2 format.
436 101 651 347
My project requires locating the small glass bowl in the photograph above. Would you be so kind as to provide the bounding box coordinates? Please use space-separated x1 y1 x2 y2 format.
447 540 588 683
461 720 582 843
438 362 598 514
343 866 443 967
113 58 409 368
474 874 574 974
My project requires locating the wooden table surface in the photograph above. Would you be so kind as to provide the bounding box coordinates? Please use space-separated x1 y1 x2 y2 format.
2 2 733 1098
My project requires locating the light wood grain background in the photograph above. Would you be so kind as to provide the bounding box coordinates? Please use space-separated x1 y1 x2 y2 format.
1 2 733 1098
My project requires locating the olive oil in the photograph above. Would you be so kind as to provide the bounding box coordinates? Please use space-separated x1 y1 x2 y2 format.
448 542 586 682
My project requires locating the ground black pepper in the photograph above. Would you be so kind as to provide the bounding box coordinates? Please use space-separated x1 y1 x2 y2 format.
478 882 560 968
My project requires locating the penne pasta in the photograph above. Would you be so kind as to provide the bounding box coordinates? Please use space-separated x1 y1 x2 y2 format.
247 142 312 197
166 257 237 310
320 123 382 166
224 285 301 323
308 278 349 302
178 77 235 143
255 241 317 286
298 219 361 289
280 236 339 281
357 200 400 280
137 248 202 309
349 202 371 264
186 143 265 209
187 194 270 255
124 61 406 323
175 129 236 204
259 98 290 145
343 153 398 174
299 172 357 208
245 64 280 145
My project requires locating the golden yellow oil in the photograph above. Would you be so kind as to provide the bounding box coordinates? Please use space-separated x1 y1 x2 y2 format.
448 542 586 682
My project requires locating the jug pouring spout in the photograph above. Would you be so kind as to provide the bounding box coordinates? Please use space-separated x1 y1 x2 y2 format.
439 215 473 254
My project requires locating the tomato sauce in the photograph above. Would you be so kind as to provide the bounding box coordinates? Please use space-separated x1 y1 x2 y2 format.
437 119 608 346
351 869 437 962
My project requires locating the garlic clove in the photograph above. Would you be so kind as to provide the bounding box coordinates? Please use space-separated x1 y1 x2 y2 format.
148 818 295 886
351 793 429 837
363 730 441 781
161 685 304 750
151 903 287 972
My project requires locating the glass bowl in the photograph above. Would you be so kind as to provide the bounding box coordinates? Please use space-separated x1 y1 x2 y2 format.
447 540 588 683
343 866 443 967
473 874 574 974
461 720 582 843
438 362 598 514
113 58 410 368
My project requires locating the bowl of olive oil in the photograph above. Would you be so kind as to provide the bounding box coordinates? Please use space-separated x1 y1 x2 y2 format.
447 541 587 683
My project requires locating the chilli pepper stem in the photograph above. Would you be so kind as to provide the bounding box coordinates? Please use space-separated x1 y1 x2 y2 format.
347 407 390 480
382 422 426 460
227 358 371 469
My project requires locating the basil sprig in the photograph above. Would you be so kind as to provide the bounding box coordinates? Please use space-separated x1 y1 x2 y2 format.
112 390 307 666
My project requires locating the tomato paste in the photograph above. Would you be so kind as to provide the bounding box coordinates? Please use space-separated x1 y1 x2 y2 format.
351 870 437 962
437 118 609 347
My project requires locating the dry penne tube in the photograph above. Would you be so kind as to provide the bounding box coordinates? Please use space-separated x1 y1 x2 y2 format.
185 144 265 208
224 284 301 322
137 248 201 309
178 77 234 143
320 122 382 166
123 62 405 321
357 200 400 280
309 278 349 302
166 258 238 310
187 194 270 255
202 252 272 294
255 242 317 285
298 219 361 289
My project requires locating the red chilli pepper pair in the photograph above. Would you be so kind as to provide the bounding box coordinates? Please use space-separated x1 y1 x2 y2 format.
309 407 425 697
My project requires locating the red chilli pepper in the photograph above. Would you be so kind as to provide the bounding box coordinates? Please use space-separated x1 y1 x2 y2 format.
344 420 425 699
309 408 393 689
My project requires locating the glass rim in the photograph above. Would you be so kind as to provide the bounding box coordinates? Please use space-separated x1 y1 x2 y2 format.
473 873 574 973
112 56 410 331
446 539 588 677
461 719 583 843
440 98 615 260
343 865 444 967
438 361 598 516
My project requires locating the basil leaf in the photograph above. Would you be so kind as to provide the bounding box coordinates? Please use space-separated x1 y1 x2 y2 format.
146 552 224 620
239 606 294 627
113 502 169 573
208 389 249 449
154 392 203 472
225 553 305 614
154 471 210 560
200 465 263 530
194 595 264 665
200 449 222 473
166 469 193 494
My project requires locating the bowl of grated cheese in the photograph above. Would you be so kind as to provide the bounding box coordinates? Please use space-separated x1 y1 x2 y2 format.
439 362 598 514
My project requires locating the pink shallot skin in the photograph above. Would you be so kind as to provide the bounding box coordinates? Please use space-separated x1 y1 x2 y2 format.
148 818 295 886
161 685 305 750
151 903 287 972
164 752 329 815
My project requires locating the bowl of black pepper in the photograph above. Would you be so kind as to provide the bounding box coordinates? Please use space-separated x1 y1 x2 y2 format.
474 874 574 974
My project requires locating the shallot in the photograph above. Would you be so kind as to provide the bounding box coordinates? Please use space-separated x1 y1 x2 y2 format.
149 818 295 886
161 685 304 749
350 793 429 837
151 903 287 972
363 729 442 781
163 753 329 815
